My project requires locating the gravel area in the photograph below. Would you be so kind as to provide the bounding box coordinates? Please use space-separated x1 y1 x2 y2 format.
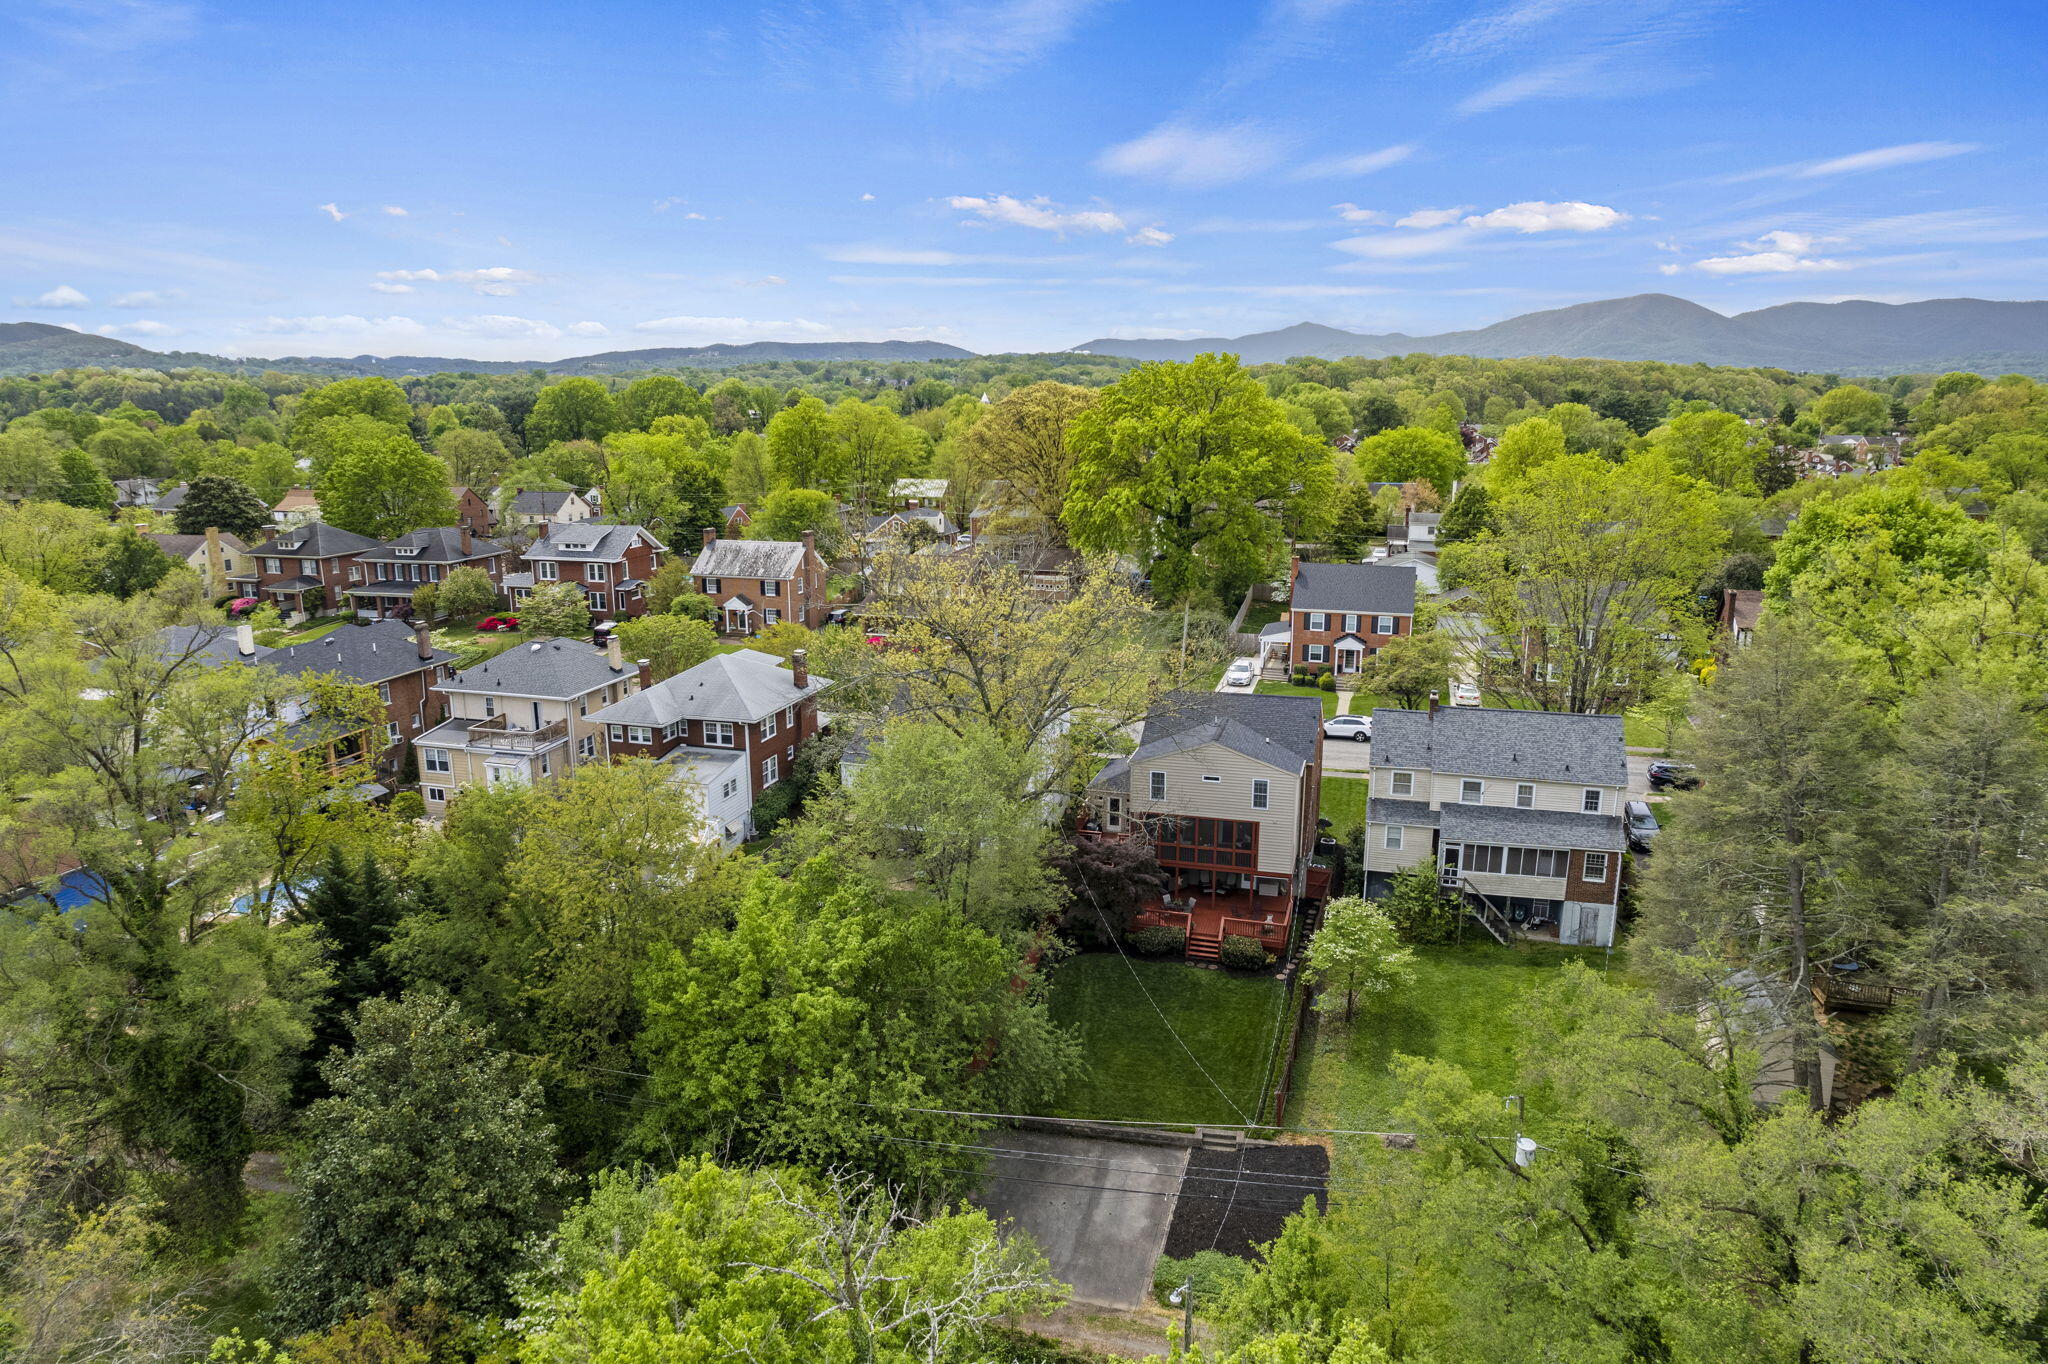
1163 1142 1329 1259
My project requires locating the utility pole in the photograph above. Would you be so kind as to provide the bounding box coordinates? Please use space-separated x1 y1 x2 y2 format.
1169 1277 1194 1352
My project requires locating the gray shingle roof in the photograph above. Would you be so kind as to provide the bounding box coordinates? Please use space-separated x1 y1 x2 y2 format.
259 521 380 559
155 623 266 667
589 647 829 725
1291 563 1417 616
1438 803 1625 851
446 636 632 697
1129 690 1321 774
260 619 456 685
358 527 507 564
511 488 581 514
1370 706 1627 787
524 524 662 563
151 486 188 511
1368 797 1438 827
691 537 807 579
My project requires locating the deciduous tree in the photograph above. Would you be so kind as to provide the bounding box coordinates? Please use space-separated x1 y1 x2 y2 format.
315 418 457 538
1303 897 1413 1022
524 378 620 447
613 612 717 680
518 580 592 639
960 380 1095 539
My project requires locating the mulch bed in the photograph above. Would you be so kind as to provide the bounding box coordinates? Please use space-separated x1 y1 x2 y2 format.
1163 1142 1330 1260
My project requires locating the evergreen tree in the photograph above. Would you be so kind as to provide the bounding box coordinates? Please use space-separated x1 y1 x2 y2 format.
172 473 272 539
295 849 404 1102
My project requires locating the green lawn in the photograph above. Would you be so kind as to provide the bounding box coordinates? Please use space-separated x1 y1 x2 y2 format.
260 613 352 647
1286 941 1619 1144
1048 953 1289 1127
1322 775 1369 837
1623 706 1692 753
1241 599 1287 631
1255 679 1340 717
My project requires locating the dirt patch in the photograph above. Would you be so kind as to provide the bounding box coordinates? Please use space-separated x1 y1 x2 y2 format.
1163 1143 1328 1259
242 1151 294 1195
1016 1305 1176 1359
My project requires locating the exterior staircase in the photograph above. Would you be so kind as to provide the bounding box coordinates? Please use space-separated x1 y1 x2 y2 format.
1443 872 1518 945
1187 928 1222 962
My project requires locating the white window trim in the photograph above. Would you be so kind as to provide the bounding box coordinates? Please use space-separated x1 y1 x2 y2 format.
1516 783 1534 809
1149 770 1166 800
762 755 780 787
1583 851 1609 883
537 560 559 581
1385 826 1403 850
1307 611 1327 632
1306 644 1327 663
1390 771 1413 797
1342 613 1359 633
705 721 735 747
763 711 778 739
425 785 446 803
1461 779 1484 804
1582 788 1603 813
1374 614 1395 635
1251 778 1270 810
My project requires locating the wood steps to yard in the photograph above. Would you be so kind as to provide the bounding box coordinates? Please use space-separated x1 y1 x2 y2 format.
1187 931 1222 962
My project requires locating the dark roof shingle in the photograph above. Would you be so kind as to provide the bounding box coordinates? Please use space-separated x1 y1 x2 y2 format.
1291 563 1418 616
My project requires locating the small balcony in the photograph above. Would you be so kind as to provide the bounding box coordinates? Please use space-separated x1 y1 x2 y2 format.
466 713 567 753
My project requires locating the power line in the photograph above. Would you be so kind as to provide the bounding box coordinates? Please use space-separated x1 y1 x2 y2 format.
870 1133 1342 1197
847 1099 1516 1144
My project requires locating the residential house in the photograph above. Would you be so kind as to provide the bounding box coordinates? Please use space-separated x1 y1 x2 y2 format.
1277 560 1417 678
590 646 830 844
230 522 381 618
1081 691 1327 962
1718 588 1763 647
412 635 642 814
271 488 322 526
503 522 665 621
689 529 829 633
721 504 752 537
114 476 167 509
891 477 949 508
1386 510 1442 559
144 527 254 597
1363 702 1628 947
859 506 959 548
504 487 595 531
149 484 188 515
452 486 496 535
346 526 512 619
260 619 460 774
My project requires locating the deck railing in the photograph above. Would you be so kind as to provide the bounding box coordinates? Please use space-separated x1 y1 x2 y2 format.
466 714 567 753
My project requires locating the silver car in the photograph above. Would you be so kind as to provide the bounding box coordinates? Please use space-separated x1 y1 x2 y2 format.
1223 658 1257 688
1323 714 1372 743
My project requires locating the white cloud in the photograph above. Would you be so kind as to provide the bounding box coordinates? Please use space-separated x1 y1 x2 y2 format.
1395 207 1468 229
1672 230 1848 275
381 204 409 216
318 202 346 221
375 266 542 296
1419 0 1721 116
246 315 426 337
566 321 610 337
860 192 876 201
652 196 689 212
740 275 789 287
1125 226 1175 247
110 289 179 307
1156 283 1397 298
1333 204 1386 224
1797 141 1978 178
888 0 1107 93
1463 200 1629 232
632 315 835 342
1095 122 1288 188
818 244 1076 266
17 284 89 308
1290 143 1415 180
370 281 415 294
683 212 708 221
95 319 178 338
443 315 564 340
1333 226 1476 259
948 194 1125 234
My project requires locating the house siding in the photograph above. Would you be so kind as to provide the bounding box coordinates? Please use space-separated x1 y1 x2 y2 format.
1127 742 1304 880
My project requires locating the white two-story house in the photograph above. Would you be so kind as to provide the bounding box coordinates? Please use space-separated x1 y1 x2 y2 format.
1363 701 1628 946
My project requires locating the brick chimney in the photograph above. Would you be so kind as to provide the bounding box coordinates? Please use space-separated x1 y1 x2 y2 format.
702 526 718 549
1428 690 1440 717
636 657 653 690
801 529 815 556
606 634 624 672
791 648 808 689
459 525 473 555
414 619 433 660
204 526 226 590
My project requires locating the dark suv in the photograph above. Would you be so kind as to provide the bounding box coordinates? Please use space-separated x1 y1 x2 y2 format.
1647 760 1700 791
1625 800 1660 852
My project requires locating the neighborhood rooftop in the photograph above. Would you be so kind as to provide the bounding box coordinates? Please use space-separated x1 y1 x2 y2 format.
445 636 632 696
692 536 808 579
592 647 828 726
1123 689 1323 775
358 527 505 562
1290 563 1418 615
262 521 380 557
525 523 661 561
1371 705 1628 787
261 619 456 685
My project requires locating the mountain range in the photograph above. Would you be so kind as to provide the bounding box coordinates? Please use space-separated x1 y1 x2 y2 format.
1068 294 2048 375
5 293 2048 379
0 322 974 378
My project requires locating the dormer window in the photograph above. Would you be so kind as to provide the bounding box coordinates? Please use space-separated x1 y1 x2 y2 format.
393 546 420 556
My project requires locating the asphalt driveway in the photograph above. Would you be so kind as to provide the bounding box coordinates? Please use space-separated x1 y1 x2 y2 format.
975 1130 1188 1308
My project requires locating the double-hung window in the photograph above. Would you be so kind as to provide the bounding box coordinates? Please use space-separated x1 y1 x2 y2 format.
626 725 653 745
1581 788 1603 813
483 695 495 718
702 577 721 595
784 705 795 727
586 591 608 612
1385 826 1404 850
1307 611 1327 632
383 721 400 745
1460 779 1484 803
423 747 451 774
586 562 608 583
1374 614 1395 635
608 725 625 743
762 755 780 787
424 786 446 803
264 557 281 574
1149 770 1167 800
1251 779 1270 810
763 711 778 739
1342 613 1359 633
1583 851 1609 882
1516 783 1535 808
705 721 735 747
1390 771 1413 797
1306 644 1327 663
762 579 782 596
537 560 559 581
377 682 392 703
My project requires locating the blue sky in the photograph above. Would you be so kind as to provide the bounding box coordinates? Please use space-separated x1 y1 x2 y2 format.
4 0 2045 359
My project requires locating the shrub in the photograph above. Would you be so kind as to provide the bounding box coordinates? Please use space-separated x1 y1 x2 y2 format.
750 781 799 837
667 591 719 624
1218 934 1270 971
1153 1250 1255 1308
1125 924 1186 956
1318 672 1337 692
388 791 426 821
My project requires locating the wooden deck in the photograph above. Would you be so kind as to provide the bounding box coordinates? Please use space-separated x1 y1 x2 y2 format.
1132 886 1292 961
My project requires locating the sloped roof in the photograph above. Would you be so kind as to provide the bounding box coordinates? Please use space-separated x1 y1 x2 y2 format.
154 623 267 667
144 531 250 560
260 619 455 685
511 488 581 514
445 636 631 697
523 524 663 563
864 507 958 536
892 477 949 499
1292 563 1418 616
1369 706 1627 787
151 486 188 510
1128 690 1321 774
359 527 507 563
691 537 807 579
1368 797 1438 827
1438 803 1625 852
589 647 829 726
273 488 320 510
259 521 380 558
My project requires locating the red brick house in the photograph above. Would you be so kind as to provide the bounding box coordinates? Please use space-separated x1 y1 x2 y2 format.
1279 560 1418 678
722 504 752 537
229 522 381 618
453 486 496 535
689 529 829 634
591 646 830 821
346 526 512 619
258 618 460 772
503 523 666 621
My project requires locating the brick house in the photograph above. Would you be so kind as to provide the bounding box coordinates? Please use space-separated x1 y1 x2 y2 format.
452 486 496 535
1363 702 1628 947
229 521 381 618
721 504 752 537
259 618 460 773
1281 561 1417 677
412 635 642 815
590 646 830 840
502 523 666 621
1081 691 1328 962
689 530 829 633
859 506 959 548
346 526 512 619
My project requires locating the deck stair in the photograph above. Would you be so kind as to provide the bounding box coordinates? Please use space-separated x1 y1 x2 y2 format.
1444 874 1517 945
1187 929 1222 962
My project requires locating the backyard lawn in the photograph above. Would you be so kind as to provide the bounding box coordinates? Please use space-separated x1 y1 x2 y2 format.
1623 706 1693 753
1285 940 1620 1151
1321 775 1368 836
1048 953 1289 1127
258 613 352 648
1254 679 1340 717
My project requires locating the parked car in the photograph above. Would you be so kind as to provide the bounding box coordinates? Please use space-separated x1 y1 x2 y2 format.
1625 799 1660 852
1450 682 1481 707
1647 760 1700 791
1323 714 1372 743
476 615 520 632
1223 658 1257 688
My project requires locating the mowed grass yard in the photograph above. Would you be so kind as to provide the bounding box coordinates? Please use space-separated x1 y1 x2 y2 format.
1322 775 1369 837
1285 941 1618 1150
1048 953 1288 1127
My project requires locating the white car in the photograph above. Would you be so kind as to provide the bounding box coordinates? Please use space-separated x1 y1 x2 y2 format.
1223 658 1257 688
1323 714 1372 743
1450 682 1482 707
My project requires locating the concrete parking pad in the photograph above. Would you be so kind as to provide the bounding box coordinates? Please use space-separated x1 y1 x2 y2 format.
975 1131 1189 1308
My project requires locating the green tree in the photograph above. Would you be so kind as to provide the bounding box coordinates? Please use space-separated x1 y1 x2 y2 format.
1643 409 1762 492
1433 483 1495 545
1812 383 1892 434
435 425 510 490
173 473 273 539
295 377 412 432
616 373 707 430
1360 627 1453 708
294 847 405 1100
1486 417 1565 487
518 580 591 639
834 398 920 518
1302 897 1414 1022
1325 483 1384 560
93 527 175 598
436 565 500 620
1065 354 1334 603
766 394 843 493
598 443 677 529
86 422 171 479
959 380 1095 538
272 992 559 1332
315 417 457 538
1352 426 1465 496
524 378 620 447
0 427 69 502
641 558 698 615
52 444 115 511
750 486 841 550
614 612 718 681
